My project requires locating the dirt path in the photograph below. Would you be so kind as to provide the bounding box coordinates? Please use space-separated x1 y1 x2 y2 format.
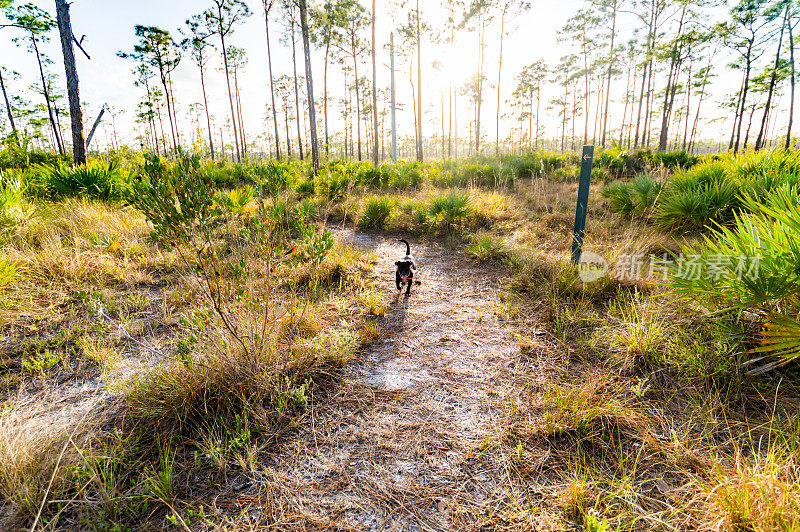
253 229 525 530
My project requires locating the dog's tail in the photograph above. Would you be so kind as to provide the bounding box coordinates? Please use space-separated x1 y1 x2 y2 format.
398 238 410 256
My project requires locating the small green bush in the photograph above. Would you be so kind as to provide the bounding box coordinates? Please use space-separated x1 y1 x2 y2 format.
429 189 471 229
27 160 130 201
358 195 396 228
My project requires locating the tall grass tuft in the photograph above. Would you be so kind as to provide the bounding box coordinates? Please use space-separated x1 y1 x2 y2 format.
358 195 396 228
428 189 471 229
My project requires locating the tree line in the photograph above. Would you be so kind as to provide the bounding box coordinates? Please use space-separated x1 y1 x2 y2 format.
2 0 800 166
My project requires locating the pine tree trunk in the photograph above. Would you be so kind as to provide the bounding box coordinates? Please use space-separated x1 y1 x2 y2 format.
476 14 485 154
787 19 796 150
734 50 753 153
284 97 292 158
416 0 423 161
756 5 787 151
0 70 17 138
371 0 379 165
535 82 540 151
157 64 177 152
217 2 242 162
601 1 617 148
198 50 215 160
264 1 281 160
582 39 590 146
323 43 330 158
55 0 85 164
298 0 319 176
32 35 64 154
352 35 362 161
495 11 505 156
234 66 247 157
291 19 304 160
658 8 686 151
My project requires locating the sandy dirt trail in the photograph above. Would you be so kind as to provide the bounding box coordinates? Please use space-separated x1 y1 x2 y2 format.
253 229 527 530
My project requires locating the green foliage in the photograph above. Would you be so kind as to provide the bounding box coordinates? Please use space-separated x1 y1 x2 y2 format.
131 153 218 245
655 178 739 231
0 133 68 170
255 160 291 195
465 232 510 263
602 174 662 217
358 195 396 228
601 182 635 214
606 151 800 232
26 160 131 201
215 185 253 215
0 171 31 237
428 189 471 229
667 187 800 368
0 256 20 289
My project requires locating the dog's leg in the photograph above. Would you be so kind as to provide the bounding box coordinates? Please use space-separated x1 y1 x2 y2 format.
396 271 402 290
405 272 413 295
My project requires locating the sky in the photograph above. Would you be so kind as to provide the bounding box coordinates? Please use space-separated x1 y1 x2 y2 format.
0 0 776 153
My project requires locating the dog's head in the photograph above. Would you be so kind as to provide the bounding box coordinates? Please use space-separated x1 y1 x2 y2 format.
395 259 414 280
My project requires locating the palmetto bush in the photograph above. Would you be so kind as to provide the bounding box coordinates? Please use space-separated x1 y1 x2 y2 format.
601 174 662 217
26 160 130 201
667 186 800 370
606 151 800 232
358 195 396 228
655 178 739 232
428 189 471 229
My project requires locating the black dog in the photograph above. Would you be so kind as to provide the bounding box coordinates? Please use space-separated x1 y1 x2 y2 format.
395 239 416 296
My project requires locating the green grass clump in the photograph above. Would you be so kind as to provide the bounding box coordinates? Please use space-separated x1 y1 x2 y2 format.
465 232 511 264
26 160 131 201
601 174 662 217
428 189 471 229
358 195 396 228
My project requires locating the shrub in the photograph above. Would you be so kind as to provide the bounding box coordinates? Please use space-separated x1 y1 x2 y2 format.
655 178 738 232
667 187 800 370
216 185 254 215
317 172 351 200
388 198 428 232
255 160 290 195
428 189 471 229
602 174 662 217
391 163 423 190
131 153 218 244
0 133 68 170
295 178 315 198
358 195 396 228
28 160 130 201
602 182 636 215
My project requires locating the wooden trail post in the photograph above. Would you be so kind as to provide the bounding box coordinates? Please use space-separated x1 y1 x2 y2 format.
571 145 594 265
